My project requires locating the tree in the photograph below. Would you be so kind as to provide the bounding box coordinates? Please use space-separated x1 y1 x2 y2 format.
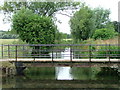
70 6 95 42
12 8 57 57
92 28 116 40
112 21 120 33
93 7 112 29
1 1 81 22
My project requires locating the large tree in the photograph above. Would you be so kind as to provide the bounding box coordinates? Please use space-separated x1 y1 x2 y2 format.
70 6 114 42
12 7 56 44
70 6 95 41
12 8 57 57
1 1 81 22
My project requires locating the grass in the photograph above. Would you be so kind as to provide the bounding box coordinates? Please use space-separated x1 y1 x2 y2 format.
82 36 119 45
0 39 26 45
0 39 28 59
1 61 15 68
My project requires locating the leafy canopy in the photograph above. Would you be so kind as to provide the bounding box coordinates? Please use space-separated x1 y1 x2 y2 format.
93 28 116 40
12 7 56 44
1 1 81 22
70 6 95 42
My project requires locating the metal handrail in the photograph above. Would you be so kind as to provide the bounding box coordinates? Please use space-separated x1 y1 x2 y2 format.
1 44 120 63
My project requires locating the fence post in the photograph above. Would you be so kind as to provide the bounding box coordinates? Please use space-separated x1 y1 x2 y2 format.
70 46 72 62
23 45 25 57
109 44 111 62
52 45 54 62
89 44 91 62
1 44 3 59
8 45 10 58
15 45 18 62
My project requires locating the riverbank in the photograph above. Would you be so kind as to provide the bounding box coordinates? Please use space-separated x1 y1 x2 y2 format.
0 61 16 76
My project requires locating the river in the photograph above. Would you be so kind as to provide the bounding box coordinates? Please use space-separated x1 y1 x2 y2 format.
2 67 120 89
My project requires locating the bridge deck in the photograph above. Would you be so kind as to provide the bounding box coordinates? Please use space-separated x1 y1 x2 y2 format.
1 58 120 62
1 58 119 67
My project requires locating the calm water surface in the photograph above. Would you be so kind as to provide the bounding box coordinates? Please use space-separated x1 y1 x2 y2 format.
2 67 120 89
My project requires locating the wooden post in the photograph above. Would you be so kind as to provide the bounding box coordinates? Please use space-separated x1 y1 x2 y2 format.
15 45 18 62
23 45 25 57
89 45 91 62
52 45 54 62
109 44 111 62
8 45 10 58
1 44 3 59
70 46 72 62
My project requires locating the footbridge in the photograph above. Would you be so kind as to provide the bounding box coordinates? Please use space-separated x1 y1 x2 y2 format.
1 44 120 67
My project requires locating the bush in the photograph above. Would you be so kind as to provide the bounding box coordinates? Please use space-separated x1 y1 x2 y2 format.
96 46 120 59
93 28 116 40
0 33 18 39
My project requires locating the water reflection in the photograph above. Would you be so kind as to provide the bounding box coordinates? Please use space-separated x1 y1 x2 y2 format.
56 67 73 80
56 48 73 80
2 67 120 89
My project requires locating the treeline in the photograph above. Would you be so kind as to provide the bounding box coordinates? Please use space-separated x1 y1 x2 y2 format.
70 6 119 42
0 30 18 39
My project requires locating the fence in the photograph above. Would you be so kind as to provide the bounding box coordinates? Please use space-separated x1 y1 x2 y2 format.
1 44 120 62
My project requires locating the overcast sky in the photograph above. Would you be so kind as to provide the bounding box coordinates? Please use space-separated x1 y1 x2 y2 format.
0 0 120 34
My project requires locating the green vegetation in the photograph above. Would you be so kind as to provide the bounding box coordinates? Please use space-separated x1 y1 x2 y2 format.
0 30 18 39
70 5 117 42
0 2 119 59
70 6 95 42
93 28 116 40
1 2 81 22
93 7 111 29
96 45 120 59
12 7 56 45
2 61 15 68
71 67 100 80
24 67 55 80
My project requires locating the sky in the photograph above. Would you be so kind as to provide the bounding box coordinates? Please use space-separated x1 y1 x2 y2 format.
0 0 120 34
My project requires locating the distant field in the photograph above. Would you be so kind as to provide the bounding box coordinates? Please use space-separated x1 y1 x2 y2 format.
0 39 27 59
0 36 119 45
0 39 26 45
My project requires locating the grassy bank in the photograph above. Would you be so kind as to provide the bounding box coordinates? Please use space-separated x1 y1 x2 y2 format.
81 36 118 45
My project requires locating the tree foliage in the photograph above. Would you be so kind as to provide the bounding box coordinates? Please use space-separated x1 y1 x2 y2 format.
93 7 111 29
70 6 115 42
70 6 95 41
112 21 120 33
12 7 56 44
1 1 81 22
92 28 116 40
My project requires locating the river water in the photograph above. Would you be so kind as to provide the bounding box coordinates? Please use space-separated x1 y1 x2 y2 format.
1 48 120 89
2 67 120 89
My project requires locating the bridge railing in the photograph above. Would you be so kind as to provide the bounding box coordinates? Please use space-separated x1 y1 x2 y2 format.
0 44 120 62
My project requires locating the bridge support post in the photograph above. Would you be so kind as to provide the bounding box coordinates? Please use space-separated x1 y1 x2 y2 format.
89 45 91 62
1 44 3 59
15 62 26 75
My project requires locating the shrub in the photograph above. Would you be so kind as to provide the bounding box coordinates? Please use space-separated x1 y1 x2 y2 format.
96 46 120 59
93 28 116 40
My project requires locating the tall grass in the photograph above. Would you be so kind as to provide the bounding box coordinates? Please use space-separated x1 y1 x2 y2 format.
0 39 27 59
